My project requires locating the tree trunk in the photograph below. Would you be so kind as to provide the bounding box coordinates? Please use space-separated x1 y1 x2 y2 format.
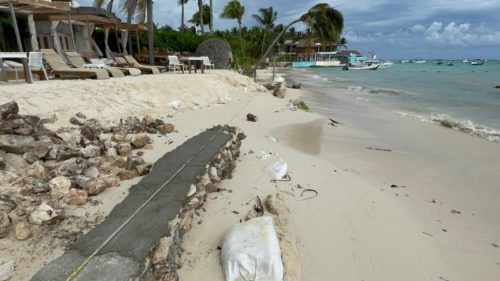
106 0 114 13
147 0 154 65
238 22 243 53
198 0 204 35
181 2 185 31
209 0 213 33
0 24 7 51
261 28 267 57
127 14 133 54
254 18 302 80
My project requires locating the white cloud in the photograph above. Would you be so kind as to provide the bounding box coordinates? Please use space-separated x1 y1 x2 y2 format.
423 21 500 46
410 24 426 33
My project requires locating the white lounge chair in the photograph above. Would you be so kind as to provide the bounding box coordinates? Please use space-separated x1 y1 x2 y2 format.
202 56 215 71
168 55 186 73
28 52 48 80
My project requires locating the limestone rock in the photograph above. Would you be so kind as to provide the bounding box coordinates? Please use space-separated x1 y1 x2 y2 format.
80 145 101 158
84 166 99 178
118 169 138 180
23 152 38 164
132 134 151 149
0 135 35 154
75 175 92 189
136 163 152 176
100 175 120 188
64 188 88 205
157 124 174 135
15 222 31 241
105 147 118 158
23 179 49 195
116 142 132 156
33 139 53 158
25 161 46 179
56 146 80 161
208 166 219 181
49 176 72 199
0 195 17 213
80 119 102 141
0 211 10 238
29 203 59 225
0 156 5 171
0 101 19 120
112 133 129 142
110 157 126 168
264 194 279 215
125 156 145 170
86 178 107 195
187 184 196 197
180 209 195 235
55 128 81 148
246 113 257 122
151 236 173 265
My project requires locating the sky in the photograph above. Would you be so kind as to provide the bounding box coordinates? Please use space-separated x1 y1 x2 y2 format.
78 0 500 59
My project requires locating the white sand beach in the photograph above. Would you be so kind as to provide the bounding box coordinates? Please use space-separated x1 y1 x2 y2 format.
1 70 499 280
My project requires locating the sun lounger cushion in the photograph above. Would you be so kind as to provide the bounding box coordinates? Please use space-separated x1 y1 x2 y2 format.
41 49 109 80
65 51 124 78
123 55 162 74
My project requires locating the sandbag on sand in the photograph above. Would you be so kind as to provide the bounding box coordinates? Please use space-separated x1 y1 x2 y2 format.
221 216 284 281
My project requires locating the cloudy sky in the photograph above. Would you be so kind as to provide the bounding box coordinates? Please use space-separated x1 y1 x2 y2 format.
78 0 500 59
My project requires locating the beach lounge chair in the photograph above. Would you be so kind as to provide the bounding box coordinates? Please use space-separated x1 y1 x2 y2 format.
168 55 186 73
123 55 166 73
1 60 23 81
64 51 125 78
28 52 48 80
201 56 215 71
41 49 109 80
81 51 141 76
110 53 157 74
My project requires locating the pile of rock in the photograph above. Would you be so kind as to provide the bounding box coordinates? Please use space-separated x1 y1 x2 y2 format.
151 126 244 281
0 101 175 241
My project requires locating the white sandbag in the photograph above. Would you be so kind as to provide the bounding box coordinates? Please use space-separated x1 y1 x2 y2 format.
221 217 284 281
273 76 285 84
266 159 288 180
168 100 182 110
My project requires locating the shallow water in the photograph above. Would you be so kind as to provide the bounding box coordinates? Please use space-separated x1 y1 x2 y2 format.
288 61 500 142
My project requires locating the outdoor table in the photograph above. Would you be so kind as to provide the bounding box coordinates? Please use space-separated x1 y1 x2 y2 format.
180 57 204 74
0 52 32 84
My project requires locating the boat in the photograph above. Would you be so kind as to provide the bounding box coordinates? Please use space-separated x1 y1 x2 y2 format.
470 59 485 65
379 62 394 69
447 61 454 66
411 59 427 64
462 59 470 63
343 63 379 70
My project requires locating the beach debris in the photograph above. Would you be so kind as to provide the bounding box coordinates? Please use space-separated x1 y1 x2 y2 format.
329 118 342 126
221 217 283 281
287 82 301 89
168 100 182 110
451 209 462 215
264 195 278 215
266 136 279 143
367 147 392 152
492 242 499 248
245 196 264 221
422 231 434 237
218 96 232 104
300 189 319 201
246 113 257 122
266 159 288 180
495 86 500 89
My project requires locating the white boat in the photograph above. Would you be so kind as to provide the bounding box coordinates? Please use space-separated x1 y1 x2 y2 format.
411 60 427 64
379 62 394 69
470 59 485 65
344 64 379 70
462 59 470 63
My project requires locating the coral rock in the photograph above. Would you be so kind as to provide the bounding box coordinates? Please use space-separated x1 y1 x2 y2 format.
64 188 88 205
15 222 32 241
49 176 72 199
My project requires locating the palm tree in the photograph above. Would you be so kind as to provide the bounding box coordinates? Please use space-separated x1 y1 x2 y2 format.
178 0 189 31
252 7 277 56
197 0 205 34
209 0 213 33
189 4 211 31
220 0 245 51
93 0 114 12
338 37 348 49
253 3 344 79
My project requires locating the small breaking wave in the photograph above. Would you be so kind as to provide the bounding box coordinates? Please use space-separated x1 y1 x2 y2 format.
367 87 407 95
396 111 500 143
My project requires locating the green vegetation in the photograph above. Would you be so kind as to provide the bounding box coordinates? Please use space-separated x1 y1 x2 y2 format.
296 101 310 111
91 1 344 73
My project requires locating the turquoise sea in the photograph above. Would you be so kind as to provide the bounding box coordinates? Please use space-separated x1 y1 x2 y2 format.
289 61 500 143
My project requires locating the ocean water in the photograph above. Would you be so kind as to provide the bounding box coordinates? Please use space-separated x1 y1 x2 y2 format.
289 61 500 143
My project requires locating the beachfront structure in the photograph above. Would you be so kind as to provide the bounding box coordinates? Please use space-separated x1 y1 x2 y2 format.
290 50 364 68
0 1 145 57
278 39 339 56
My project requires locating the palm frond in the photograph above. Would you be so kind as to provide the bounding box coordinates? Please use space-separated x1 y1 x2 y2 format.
93 0 106 9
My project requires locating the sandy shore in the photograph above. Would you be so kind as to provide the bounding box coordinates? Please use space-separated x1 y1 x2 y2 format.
1 70 499 280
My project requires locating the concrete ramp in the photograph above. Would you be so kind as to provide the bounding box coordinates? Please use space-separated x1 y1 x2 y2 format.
31 126 240 281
